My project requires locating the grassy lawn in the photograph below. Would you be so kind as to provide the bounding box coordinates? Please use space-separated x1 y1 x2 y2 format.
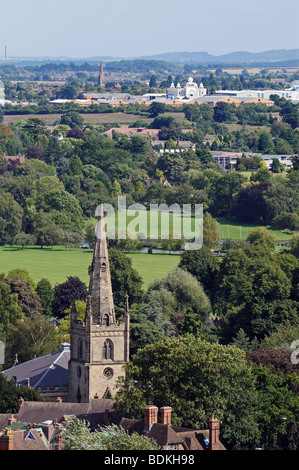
0 246 179 289
216 217 294 242
128 252 180 287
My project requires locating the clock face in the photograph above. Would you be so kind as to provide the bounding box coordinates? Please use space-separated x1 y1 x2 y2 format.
103 367 114 379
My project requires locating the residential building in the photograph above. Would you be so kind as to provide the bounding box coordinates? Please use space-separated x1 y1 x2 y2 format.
0 396 117 450
120 405 226 450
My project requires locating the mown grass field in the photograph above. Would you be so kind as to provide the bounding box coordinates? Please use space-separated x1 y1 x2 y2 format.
216 217 294 242
0 246 179 288
3 111 183 127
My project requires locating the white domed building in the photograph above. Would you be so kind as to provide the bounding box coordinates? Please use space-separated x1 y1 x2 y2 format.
167 77 206 101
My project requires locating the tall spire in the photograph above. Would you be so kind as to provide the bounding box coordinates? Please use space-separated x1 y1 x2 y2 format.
88 203 115 325
98 61 105 88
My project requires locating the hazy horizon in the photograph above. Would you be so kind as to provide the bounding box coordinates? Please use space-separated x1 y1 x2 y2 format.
0 0 297 60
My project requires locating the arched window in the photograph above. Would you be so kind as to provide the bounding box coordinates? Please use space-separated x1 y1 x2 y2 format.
102 262 106 272
103 339 113 360
102 314 109 327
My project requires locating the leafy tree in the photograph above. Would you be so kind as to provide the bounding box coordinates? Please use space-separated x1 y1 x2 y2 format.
208 172 246 217
148 101 166 118
0 193 23 245
60 111 84 129
22 118 47 143
109 248 144 309
230 181 271 223
213 246 298 342
0 274 23 341
178 309 207 339
213 102 236 123
203 213 220 248
129 304 164 356
247 347 299 382
63 417 160 450
68 154 83 176
157 153 186 183
0 374 44 414
262 320 299 350
13 232 35 250
290 233 299 258
246 227 276 251
52 276 88 319
145 267 211 329
111 179 122 197
32 210 60 249
179 245 220 295
231 328 258 352
7 268 36 290
149 75 157 88
250 364 299 450
115 335 259 448
36 189 84 232
5 277 42 317
36 278 54 317
4 313 60 368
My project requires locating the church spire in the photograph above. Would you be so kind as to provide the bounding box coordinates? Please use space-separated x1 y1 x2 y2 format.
98 61 105 88
88 203 115 326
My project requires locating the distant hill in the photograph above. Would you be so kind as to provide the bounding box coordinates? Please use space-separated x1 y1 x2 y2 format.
139 49 299 65
3 49 299 68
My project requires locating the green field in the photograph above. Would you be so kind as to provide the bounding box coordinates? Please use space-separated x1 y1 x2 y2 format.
0 246 179 289
216 217 294 242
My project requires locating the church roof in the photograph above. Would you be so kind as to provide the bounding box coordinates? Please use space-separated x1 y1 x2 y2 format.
2 343 70 390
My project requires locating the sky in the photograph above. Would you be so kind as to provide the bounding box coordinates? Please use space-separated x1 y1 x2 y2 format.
0 0 298 59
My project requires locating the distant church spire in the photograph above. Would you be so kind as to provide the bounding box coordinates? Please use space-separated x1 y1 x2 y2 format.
98 61 105 88
88 203 115 326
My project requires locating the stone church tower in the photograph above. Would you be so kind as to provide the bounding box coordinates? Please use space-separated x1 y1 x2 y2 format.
97 61 105 88
68 205 129 402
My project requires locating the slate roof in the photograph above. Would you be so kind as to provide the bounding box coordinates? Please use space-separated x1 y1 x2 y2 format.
2 343 70 390
119 418 226 450
16 399 118 431
8 428 50 450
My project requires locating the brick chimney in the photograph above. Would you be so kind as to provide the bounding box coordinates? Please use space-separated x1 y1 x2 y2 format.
18 397 24 410
104 409 111 425
7 416 16 425
208 416 221 450
0 428 13 450
144 405 158 432
160 406 172 426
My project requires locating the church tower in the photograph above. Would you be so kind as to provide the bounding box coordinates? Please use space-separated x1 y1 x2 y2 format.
68 204 129 402
98 61 105 88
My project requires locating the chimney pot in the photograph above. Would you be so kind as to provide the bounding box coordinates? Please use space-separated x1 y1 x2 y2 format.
209 416 220 450
144 405 158 432
160 406 172 426
18 397 24 410
104 409 111 425
0 428 13 450
7 416 16 425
